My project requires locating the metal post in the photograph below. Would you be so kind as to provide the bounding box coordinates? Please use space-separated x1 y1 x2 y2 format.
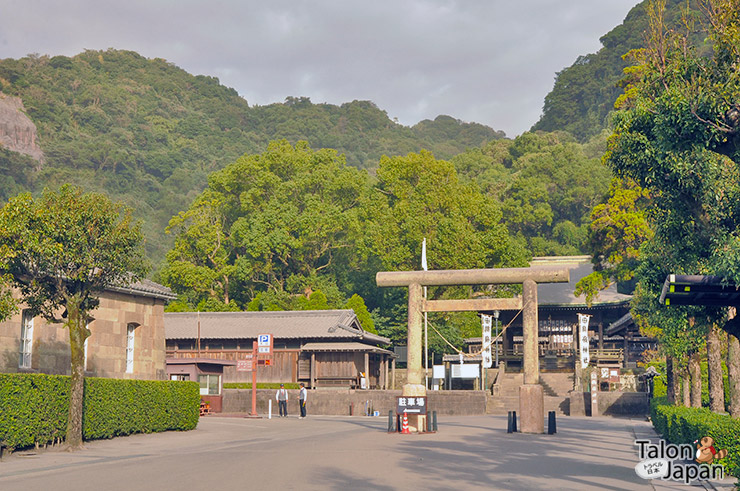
548 411 556 434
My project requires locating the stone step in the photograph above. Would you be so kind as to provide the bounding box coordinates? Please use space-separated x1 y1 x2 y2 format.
486 395 569 416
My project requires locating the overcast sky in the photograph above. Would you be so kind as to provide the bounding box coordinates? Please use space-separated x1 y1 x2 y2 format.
1 0 640 137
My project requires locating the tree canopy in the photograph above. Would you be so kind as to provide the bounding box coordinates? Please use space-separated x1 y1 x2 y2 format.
0 184 147 447
532 0 706 141
0 49 504 267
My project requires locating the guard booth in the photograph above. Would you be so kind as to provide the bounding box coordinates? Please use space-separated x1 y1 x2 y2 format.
166 358 236 413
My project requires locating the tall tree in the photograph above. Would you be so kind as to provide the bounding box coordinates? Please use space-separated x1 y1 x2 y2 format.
163 140 370 309
605 0 740 413
360 150 528 355
0 185 147 448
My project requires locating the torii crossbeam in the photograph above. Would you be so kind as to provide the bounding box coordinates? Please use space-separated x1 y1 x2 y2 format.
377 266 569 433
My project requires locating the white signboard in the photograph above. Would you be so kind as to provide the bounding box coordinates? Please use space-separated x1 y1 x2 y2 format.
432 365 445 379
578 314 590 367
451 364 480 379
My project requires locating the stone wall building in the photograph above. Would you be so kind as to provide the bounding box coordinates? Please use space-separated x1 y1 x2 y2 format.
0 279 175 380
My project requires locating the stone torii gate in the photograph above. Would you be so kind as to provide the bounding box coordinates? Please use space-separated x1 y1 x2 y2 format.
376 266 569 433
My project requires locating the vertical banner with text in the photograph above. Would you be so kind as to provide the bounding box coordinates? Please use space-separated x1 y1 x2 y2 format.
578 313 590 367
481 314 492 368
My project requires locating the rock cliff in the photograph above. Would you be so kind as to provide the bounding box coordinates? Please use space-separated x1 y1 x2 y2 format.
0 92 44 163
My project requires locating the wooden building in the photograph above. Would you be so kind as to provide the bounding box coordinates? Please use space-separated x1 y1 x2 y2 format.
166 358 236 413
0 279 176 380
165 310 396 389
454 256 655 372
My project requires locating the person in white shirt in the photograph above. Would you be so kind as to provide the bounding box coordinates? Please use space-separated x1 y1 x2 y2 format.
276 384 288 417
299 383 307 419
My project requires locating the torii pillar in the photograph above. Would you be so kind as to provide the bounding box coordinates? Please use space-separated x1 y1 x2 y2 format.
377 266 569 433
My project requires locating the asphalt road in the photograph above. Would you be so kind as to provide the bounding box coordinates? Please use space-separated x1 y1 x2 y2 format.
0 414 735 490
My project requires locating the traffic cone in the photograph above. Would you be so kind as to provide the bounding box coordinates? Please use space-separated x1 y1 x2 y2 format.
401 410 410 434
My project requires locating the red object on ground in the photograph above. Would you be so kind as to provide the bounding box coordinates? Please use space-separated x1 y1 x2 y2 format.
401 410 410 434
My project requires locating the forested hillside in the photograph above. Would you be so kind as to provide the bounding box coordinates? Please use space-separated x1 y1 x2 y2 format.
0 4 649 355
0 49 503 264
531 0 705 141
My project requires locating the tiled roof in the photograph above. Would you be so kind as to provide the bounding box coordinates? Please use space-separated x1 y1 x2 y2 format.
107 278 177 300
301 342 395 356
165 309 390 345
530 256 631 306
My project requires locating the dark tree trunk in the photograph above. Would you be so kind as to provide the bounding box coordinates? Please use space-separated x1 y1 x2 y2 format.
707 326 725 413
666 356 676 404
729 333 740 418
65 295 89 449
689 352 702 408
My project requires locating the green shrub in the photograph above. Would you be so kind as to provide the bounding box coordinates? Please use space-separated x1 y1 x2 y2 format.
0 373 199 451
83 378 200 439
0 373 69 450
650 397 740 477
224 382 300 390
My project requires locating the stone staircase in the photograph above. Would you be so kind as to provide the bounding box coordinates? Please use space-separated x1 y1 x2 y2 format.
487 372 574 415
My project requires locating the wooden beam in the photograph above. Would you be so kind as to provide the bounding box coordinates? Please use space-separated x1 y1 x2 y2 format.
423 297 522 312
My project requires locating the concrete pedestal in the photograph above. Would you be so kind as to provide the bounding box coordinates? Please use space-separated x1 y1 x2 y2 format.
402 383 426 433
519 384 544 434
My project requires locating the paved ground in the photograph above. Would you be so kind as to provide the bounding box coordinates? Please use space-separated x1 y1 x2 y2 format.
0 414 736 490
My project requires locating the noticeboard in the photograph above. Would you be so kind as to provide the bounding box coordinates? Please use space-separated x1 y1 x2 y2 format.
396 396 427 415
237 359 253 371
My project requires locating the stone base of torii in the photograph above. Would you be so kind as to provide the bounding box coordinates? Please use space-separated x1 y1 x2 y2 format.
376 266 569 433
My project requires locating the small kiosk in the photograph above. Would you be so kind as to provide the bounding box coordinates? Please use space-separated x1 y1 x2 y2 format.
166 358 236 413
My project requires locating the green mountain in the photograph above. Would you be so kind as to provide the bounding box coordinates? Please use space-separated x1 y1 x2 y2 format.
0 49 504 266
532 0 701 141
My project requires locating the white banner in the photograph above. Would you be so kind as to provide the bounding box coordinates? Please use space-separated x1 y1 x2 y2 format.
578 314 590 367
481 314 492 368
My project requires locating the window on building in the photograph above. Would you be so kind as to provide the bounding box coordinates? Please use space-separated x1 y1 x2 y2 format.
171 374 190 381
198 374 220 395
19 310 34 369
126 323 138 374
84 322 91 371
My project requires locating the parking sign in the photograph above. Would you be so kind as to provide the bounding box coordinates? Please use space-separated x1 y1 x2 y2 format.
257 334 272 355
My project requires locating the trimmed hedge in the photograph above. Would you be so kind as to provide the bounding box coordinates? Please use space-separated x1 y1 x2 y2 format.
83 377 200 439
0 373 199 451
650 397 740 477
224 382 300 389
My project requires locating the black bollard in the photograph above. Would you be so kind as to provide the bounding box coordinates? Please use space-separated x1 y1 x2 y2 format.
548 411 557 434
433 410 438 432
350 402 354 416
388 410 395 433
512 411 518 432
426 412 432 432
507 411 513 433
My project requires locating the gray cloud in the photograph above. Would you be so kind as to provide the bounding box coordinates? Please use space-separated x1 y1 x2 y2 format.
0 0 639 137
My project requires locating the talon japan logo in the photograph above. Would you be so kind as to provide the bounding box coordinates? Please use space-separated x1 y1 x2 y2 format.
634 437 727 484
